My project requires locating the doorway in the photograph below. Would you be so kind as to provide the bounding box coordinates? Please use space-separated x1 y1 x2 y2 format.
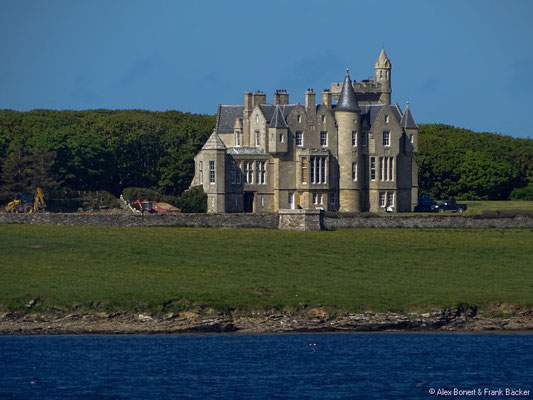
244 192 254 213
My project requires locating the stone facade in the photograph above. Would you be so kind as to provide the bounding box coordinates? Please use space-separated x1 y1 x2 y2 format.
191 48 419 213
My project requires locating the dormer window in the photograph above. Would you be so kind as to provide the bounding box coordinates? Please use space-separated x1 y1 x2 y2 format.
383 131 390 147
255 115 259 124
297 115 302 123
321 115 326 124
385 115 389 123
235 130 241 147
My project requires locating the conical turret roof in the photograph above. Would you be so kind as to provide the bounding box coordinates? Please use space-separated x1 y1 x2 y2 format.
335 69 360 113
202 129 226 150
400 102 418 129
375 47 391 68
269 105 288 129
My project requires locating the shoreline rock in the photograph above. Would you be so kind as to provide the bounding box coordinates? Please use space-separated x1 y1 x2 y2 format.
1 308 532 335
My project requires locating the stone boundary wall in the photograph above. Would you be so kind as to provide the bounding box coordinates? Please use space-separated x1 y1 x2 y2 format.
325 215 533 229
0 212 531 229
0 213 279 229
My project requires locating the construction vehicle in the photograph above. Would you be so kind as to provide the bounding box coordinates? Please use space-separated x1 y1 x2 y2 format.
130 199 181 214
5 187 46 213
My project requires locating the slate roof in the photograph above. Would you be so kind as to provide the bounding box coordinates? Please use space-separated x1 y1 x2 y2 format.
217 105 244 133
359 104 402 126
400 104 418 129
335 69 361 112
226 147 265 155
202 130 226 150
259 104 295 123
268 106 289 128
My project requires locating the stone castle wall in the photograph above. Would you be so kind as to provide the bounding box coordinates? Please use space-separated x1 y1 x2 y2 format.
0 212 531 229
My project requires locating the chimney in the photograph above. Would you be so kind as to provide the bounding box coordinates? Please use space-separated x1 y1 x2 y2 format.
321 89 332 109
305 89 316 122
244 92 252 115
252 91 266 107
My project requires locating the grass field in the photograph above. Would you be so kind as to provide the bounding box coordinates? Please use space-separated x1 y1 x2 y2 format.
0 225 532 314
461 200 533 215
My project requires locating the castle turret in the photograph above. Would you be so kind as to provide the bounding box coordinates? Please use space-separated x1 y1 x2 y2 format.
336 68 362 212
268 105 288 155
400 101 418 154
375 47 391 105
200 129 227 213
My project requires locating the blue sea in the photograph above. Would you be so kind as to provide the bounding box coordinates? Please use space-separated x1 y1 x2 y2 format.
1 333 532 399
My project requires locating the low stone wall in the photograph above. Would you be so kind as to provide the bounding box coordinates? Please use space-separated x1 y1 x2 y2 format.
325 215 533 229
278 209 324 231
0 212 531 230
0 212 279 229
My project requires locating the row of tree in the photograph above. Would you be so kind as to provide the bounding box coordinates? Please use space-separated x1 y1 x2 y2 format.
416 124 533 200
0 109 215 209
0 110 531 209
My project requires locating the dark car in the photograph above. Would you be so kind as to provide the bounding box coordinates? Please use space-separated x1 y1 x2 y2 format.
433 200 467 213
414 194 438 212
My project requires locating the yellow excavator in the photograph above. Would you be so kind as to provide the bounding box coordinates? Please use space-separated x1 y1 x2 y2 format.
5 187 46 213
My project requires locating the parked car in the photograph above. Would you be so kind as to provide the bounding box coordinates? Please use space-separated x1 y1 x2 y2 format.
433 200 467 213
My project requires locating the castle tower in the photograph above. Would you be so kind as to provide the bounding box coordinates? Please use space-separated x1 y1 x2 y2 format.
375 47 391 105
336 69 362 212
200 129 227 213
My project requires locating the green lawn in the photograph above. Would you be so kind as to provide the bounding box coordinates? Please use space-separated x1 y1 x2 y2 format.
0 225 532 314
462 200 533 215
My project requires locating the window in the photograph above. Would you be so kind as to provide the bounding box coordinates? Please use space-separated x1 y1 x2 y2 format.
320 131 328 147
310 156 327 184
352 131 357 147
313 192 319 205
321 115 326 124
387 192 394 207
352 162 357 181
256 161 266 184
389 157 394 181
361 131 367 147
301 158 308 183
288 193 294 209
231 162 241 184
209 160 215 184
410 134 414 143
370 157 376 181
255 131 260 147
261 197 265 207
199 161 203 184
379 70 383 80
279 133 284 143
235 130 241 147
296 131 303 147
297 115 302 123
385 115 389 124
245 161 253 184
383 131 390 147
379 192 386 208
380 157 384 181
255 115 259 123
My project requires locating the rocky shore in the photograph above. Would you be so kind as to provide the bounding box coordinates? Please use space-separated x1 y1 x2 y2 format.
1 306 532 335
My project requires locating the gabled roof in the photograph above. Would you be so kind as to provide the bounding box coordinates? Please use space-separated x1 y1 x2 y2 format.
360 104 401 126
335 69 360 113
217 105 244 133
259 104 295 123
400 103 418 129
202 130 226 150
268 106 289 129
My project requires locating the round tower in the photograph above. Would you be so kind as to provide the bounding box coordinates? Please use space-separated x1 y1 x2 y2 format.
336 69 362 212
375 47 391 105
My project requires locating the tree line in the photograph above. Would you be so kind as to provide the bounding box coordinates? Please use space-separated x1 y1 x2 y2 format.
416 124 533 200
0 110 531 210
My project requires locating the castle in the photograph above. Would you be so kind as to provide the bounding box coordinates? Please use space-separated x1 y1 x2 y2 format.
191 48 419 213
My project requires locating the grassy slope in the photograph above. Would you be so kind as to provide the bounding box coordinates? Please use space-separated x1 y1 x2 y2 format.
0 225 532 314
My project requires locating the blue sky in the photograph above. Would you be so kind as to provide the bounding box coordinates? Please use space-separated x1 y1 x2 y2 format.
1 0 532 138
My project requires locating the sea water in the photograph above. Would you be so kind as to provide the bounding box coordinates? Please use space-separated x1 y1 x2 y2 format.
1 333 532 399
